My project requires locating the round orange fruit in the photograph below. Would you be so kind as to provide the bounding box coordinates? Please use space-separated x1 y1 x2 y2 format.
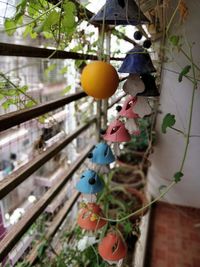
81 61 119 99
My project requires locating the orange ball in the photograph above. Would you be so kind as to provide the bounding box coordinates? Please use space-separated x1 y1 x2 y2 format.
81 61 119 99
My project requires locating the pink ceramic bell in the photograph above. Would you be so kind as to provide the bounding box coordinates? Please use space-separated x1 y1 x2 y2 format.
103 120 131 143
119 96 139 119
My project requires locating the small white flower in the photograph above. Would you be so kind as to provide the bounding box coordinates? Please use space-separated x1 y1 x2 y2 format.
77 236 97 251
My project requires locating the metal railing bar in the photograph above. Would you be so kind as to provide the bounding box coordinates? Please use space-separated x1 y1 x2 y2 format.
0 144 93 261
108 93 126 109
26 191 80 265
0 42 123 61
0 118 96 200
0 91 87 133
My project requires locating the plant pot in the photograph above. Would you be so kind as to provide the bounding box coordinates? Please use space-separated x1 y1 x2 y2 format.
108 187 148 222
111 166 145 189
116 150 151 174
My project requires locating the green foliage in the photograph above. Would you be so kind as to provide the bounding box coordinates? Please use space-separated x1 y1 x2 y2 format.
125 117 154 152
173 171 184 183
169 35 180 46
162 113 176 134
179 65 191 82
44 63 57 77
62 85 72 95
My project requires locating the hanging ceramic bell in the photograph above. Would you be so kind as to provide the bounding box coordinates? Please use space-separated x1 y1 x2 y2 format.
90 0 149 26
77 203 107 231
103 120 131 156
119 96 138 118
89 142 115 165
133 96 152 118
103 120 131 143
123 74 145 96
118 45 156 74
137 73 160 97
118 96 140 135
76 169 104 194
98 232 127 261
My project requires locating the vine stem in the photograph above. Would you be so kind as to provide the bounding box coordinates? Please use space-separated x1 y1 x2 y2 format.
101 181 176 222
0 1 62 33
179 46 197 171
166 0 182 35
0 73 38 104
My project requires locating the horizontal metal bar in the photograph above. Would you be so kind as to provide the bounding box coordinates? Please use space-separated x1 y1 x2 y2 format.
0 91 87 132
0 144 93 261
26 192 80 265
0 118 96 200
108 93 126 109
0 42 123 61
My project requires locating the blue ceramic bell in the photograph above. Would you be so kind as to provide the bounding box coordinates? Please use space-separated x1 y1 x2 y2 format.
90 0 149 26
118 45 156 74
76 169 104 194
137 73 160 97
90 142 115 165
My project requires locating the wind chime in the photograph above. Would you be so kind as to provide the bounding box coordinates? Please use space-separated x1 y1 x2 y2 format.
75 0 159 265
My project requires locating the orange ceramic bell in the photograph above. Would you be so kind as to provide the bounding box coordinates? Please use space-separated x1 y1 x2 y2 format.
98 232 127 261
103 120 131 143
77 203 107 231
119 96 139 119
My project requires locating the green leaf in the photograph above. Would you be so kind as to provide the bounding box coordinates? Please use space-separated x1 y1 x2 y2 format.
37 241 48 258
162 113 176 134
23 24 37 39
0 94 4 100
123 221 133 235
59 66 68 74
4 19 16 36
25 100 36 108
43 10 60 31
62 1 77 33
19 85 28 93
63 85 72 94
44 63 56 77
169 35 180 46
178 65 191 82
173 171 183 183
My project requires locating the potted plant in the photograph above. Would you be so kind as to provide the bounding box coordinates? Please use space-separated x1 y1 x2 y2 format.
111 166 145 189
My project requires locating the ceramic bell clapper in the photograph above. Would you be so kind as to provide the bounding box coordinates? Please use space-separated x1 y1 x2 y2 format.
77 203 107 231
90 0 149 26
137 73 160 97
118 45 156 74
123 74 145 96
133 97 152 118
76 169 104 194
89 142 115 165
98 232 127 263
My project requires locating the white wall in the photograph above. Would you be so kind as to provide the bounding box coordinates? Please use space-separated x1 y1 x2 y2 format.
148 0 200 208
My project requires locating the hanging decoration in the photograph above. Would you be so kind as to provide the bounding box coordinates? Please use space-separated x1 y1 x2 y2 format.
74 6 159 262
90 0 149 25
88 142 115 165
103 119 131 156
81 61 119 99
77 203 107 231
137 73 160 97
98 232 127 262
76 169 104 194
118 45 156 74
117 96 141 135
